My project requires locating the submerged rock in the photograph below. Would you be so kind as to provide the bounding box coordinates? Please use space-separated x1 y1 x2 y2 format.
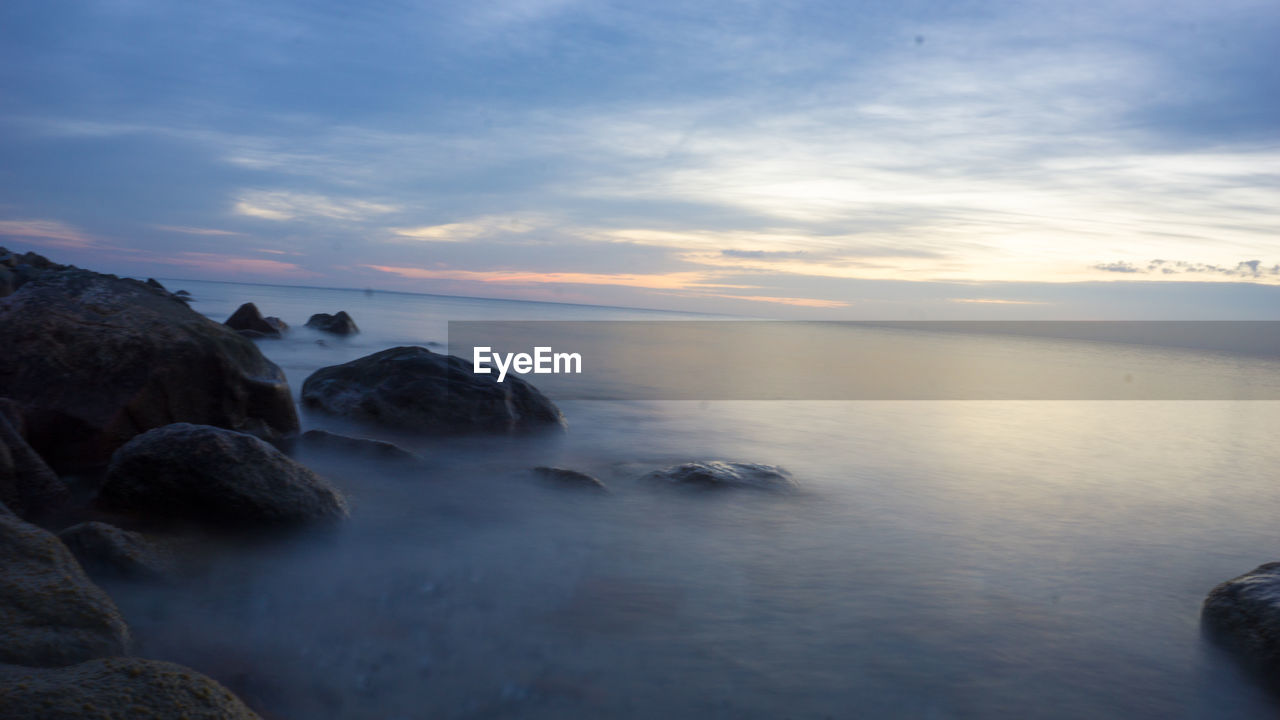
0 398 69 520
225 302 284 338
306 310 359 335
0 513 130 667
57 522 173 581
289 429 425 466
642 461 796 492
0 657 262 719
1203 562 1280 671
301 346 565 435
99 423 349 528
0 264 299 471
533 466 608 492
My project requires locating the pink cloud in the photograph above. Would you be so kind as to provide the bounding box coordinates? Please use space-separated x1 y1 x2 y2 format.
0 219 97 248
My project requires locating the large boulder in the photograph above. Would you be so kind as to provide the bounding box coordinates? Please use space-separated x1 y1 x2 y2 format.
58 522 173 581
0 398 69 520
641 461 796 492
0 513 130 667
305 310 359 335
301 346 565 434
0 657 262 719
224 302 284 338
0 265 299 471
99 423 348 528
1203 562 1280 670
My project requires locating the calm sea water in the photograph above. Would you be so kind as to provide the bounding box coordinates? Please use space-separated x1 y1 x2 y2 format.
104 279 1280 719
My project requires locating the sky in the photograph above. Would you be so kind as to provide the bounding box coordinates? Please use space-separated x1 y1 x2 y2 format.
1 0 1278 318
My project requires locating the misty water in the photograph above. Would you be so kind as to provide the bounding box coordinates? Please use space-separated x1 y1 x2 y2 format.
101 279 1280 719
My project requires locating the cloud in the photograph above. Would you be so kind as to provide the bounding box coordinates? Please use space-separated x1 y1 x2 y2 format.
949 298 1050 306
0 219 98 248
149 252 319 277
152 225 243 236
362 264 742 291
721 249 808 260
1092 261 1142 274
233 190 398 222
700 293 849 309
388 216 541 242
1092 258 1279 279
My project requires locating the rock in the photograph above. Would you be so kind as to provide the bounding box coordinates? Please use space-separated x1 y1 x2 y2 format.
290 429 425 466
301 346 565 435
225 302 282 338
0 399 69 520
0 657 262 719
305 310 359 335
0 264 299 471
533 466 608 492
0 249 69 298
0 513 130 667
1203 562 1280 671
57 522 173 581
265 316 288 333
99 423 348 528
145 278 166 291
641 461 796 492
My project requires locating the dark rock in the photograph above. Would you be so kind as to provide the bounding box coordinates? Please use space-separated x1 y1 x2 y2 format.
57 522 173 581
225 302 282 338
305 310 359 335
533 466 608 492
301 346 565 435
265 316 288 333
0 513 130 667
291 429 425 466
1203 562 1280 671
0 265 299 472
641 461 796 491
0 399 69 520
145 277 166 291
0 657 262 719
99 423 348 528
0 247 69 297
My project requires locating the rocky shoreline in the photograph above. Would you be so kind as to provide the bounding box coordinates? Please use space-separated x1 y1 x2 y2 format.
1 245 1277 715
0 246 820 717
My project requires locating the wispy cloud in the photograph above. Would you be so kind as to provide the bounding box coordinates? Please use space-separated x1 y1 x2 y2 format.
152 224 243 236
233 190 398 222
0 219 98 248
362 264 741 291
1093 259 1280 279
389 216 541 242
150 252 319 276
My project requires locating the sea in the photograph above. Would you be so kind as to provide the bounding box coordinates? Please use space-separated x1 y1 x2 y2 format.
100 278 1280 719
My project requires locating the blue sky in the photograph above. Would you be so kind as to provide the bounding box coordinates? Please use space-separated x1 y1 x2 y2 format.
1 0 1278 317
